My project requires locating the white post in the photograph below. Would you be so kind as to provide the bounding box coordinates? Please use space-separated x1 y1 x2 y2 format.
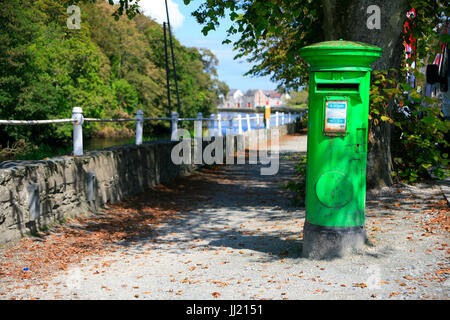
246 114 252 132
217 113 222 137
275 111 279 127
194 112 203 165
171 111 178 141
195 112 203 139
256 113 261 128
288 112 292 123
281 112 285 125
135 110 144 145
237 114 243 134
72 107 84 156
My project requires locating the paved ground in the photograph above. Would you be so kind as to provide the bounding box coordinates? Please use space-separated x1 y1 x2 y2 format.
0 134 448 300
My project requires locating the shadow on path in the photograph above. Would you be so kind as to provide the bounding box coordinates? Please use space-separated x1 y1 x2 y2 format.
72 135 308 260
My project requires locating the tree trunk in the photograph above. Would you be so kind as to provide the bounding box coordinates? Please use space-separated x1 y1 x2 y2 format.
321 0 409 189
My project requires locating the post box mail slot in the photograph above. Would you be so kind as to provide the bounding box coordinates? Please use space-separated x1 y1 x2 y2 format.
316 83 360 92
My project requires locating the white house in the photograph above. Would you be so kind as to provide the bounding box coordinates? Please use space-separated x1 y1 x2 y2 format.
223 89 244 108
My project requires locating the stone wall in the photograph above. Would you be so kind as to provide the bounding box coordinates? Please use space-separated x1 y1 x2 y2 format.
0 123 297 243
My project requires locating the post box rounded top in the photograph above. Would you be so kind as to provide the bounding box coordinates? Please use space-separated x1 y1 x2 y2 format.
299 39 382 71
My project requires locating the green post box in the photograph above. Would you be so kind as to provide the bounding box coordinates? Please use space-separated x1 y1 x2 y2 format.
299 40 382 259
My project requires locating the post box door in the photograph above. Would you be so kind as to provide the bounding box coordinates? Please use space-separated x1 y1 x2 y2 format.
305 71 369 227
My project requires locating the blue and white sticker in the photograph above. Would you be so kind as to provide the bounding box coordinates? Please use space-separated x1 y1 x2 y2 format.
325 100 347 133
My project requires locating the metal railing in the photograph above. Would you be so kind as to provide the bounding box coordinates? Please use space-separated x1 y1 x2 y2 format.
0 107 304 157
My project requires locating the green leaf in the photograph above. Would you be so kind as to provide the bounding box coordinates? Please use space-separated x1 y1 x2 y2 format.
400 83 414 91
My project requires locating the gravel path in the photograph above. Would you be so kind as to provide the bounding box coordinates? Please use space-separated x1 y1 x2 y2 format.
0 134 448 300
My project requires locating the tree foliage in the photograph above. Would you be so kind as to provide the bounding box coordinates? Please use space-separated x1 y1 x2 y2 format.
183 0 324 91
286 90 308 108
0 0 227 148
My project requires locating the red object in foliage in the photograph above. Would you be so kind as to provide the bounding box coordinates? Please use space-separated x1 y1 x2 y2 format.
404 8 416 64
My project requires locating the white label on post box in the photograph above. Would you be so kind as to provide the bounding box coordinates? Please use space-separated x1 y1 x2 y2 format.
324 100 347 133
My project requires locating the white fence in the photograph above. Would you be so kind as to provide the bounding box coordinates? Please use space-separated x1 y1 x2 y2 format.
0 107 304 157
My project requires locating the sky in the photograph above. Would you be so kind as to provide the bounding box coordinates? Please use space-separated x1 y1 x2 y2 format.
137 0 278 92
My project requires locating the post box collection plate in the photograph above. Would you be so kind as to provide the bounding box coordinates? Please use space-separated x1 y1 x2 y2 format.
315 171 353 208
324 100 347 134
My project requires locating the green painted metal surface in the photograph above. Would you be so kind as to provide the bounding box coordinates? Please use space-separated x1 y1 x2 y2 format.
299 40 382 72
299 40 382 228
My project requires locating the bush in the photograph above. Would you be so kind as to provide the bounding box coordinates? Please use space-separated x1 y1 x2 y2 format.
370 70 449 183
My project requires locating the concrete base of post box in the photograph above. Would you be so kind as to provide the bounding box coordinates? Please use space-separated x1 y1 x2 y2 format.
302 222 367 259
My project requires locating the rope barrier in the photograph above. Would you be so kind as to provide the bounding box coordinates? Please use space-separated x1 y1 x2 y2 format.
0 119 76 125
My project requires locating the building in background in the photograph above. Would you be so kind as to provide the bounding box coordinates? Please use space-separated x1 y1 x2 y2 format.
263 90 291 107
223 89 244 108
243 89 266 109
219 89 290 109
